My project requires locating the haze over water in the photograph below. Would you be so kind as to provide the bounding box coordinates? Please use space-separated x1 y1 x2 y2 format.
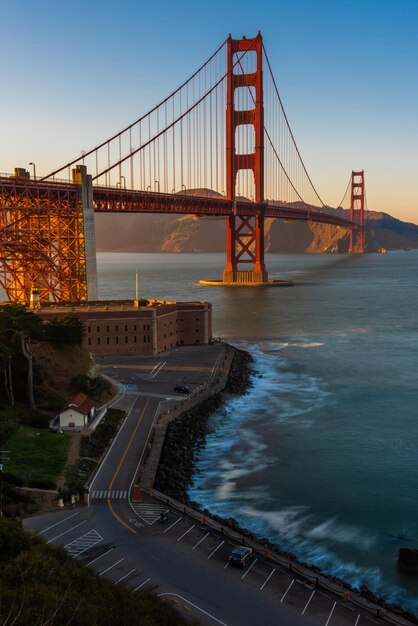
98 250 418 613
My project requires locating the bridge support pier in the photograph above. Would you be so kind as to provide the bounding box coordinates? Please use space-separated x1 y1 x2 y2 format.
0 165 98 304
73 165 98 300
349 170 365 254
222 213 268 284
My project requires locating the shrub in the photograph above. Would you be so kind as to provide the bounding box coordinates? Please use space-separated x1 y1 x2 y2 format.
44 313 85 346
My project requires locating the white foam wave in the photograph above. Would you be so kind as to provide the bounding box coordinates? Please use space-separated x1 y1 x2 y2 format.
240 506 376 551
241 505 311 541
306 518 376 550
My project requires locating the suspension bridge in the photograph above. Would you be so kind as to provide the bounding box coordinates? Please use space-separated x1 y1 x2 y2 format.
0 32 365 303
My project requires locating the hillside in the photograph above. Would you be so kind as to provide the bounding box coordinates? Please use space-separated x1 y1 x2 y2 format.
95 193 418 253
0 518 191 626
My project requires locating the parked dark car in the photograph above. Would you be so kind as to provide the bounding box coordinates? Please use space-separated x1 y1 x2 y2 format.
228 546 252 567
174 385 190 394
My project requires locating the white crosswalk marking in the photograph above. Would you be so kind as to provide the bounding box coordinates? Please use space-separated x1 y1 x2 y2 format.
131 502 168 525
65 530 103 557
90 490 128 500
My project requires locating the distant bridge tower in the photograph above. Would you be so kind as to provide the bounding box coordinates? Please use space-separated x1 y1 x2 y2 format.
223 33 268 284
349 170 365 254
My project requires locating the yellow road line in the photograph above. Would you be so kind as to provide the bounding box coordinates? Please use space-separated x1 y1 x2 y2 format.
107 499 136 534
108 399 149 490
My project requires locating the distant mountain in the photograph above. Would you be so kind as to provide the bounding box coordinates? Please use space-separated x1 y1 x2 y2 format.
95 191 418 253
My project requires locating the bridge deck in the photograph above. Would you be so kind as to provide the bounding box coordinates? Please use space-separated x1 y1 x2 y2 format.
0 176 356 229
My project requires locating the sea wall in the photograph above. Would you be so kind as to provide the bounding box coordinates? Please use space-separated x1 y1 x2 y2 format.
153 347 253 502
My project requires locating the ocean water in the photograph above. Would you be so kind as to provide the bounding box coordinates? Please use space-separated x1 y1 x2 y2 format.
97 250 418 613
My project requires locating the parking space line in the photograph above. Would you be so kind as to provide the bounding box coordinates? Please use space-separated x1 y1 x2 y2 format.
281 578 295 602
223 562 229 569
354 615 361 626
242 558 257 580
192 532 209 550
302 590 316 614
177 524 195 542
99 557 125 576
260 567 275 591
163 517 182 533
36 512 79 535
325 601 336 626
117 568 136 583
207 540 224 559
85 547 114 566
46 520 87 544
134 577 151 591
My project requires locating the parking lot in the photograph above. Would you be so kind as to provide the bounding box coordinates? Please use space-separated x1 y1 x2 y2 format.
139 501 388 626
30 501 391 626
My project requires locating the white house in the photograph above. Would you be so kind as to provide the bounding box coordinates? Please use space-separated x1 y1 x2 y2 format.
59 392 95 429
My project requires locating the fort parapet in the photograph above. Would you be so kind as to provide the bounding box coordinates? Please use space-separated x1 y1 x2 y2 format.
37 299 212 356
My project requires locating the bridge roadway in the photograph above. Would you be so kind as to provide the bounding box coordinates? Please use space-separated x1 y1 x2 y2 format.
0 175 356 229
24 346 396 626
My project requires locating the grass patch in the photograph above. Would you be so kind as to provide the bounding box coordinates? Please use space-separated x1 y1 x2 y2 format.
5 426 70 488
0 405 22 421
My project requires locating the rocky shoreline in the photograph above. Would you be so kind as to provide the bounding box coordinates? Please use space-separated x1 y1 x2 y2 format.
153 345 418 625
153 346 253 504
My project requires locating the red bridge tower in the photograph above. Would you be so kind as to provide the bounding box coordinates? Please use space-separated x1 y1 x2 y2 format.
349 170 365 254
223 33 267 284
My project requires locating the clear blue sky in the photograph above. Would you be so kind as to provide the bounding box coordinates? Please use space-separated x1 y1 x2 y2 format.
1 0 417 223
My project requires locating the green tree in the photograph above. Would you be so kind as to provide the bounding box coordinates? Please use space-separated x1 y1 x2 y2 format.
0 303 44 411
0 343 14 406
45 312 86 346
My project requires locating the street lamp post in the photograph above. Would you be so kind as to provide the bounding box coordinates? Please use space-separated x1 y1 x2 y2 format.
120 175 126 189
155 180 160 192
182 184 186 192
29 162 36 180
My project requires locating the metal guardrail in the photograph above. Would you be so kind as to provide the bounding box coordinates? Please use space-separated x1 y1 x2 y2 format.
0 172 119 187
145 487 415 626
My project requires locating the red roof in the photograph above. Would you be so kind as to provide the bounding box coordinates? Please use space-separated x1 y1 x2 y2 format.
65 393 94 416
69 392 87 407
76 398 95 416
